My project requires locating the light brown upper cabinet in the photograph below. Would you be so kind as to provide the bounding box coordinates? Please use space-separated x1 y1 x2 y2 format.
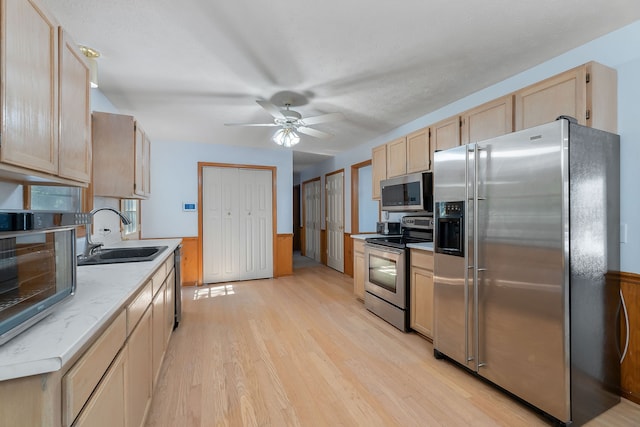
1 0 59 176
92 112 151 199
386 136 407 178
406 127 430 173
58 28 92 183
372 126 430 198
0 0 91 186
461 95 514 145
386 127 431 178
371 144 387 199
514 61 617 133
430 116 461 166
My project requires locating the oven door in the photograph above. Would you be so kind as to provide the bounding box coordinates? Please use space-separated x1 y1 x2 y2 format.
364 243 406 309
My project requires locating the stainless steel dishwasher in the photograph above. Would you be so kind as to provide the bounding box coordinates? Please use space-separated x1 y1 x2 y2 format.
173 244 182 328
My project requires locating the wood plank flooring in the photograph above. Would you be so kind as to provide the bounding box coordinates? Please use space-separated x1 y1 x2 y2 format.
146 264 640 426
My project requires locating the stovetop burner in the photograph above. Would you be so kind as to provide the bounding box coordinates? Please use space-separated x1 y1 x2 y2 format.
365 235 430 249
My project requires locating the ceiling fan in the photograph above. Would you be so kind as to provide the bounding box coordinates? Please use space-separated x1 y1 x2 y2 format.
224 100 344 147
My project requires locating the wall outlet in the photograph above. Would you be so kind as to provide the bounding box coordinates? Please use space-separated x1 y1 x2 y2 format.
621 223 628 243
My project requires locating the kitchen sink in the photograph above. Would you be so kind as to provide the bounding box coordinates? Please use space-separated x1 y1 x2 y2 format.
77 246 168 266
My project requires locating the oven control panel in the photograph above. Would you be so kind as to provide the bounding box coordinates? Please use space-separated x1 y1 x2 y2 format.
401 216 433 230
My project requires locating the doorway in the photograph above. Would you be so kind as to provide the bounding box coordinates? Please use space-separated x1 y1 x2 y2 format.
303 178 321 262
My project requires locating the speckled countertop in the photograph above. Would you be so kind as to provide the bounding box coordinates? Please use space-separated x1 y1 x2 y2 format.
351 234 398 240
0 239 181 381
407 242 434 251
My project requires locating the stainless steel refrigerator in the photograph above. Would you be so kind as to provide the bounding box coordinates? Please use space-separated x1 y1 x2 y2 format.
433 119 620 425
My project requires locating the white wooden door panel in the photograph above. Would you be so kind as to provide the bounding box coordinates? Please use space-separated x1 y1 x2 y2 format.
326 172 344 272
203 167 272 283
304 180 321 262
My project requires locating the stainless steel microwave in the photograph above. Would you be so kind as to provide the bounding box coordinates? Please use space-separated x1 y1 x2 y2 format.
0 211 90 345
380 172 433 213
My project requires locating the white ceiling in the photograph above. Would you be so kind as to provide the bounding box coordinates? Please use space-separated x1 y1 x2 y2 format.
41 0 640 172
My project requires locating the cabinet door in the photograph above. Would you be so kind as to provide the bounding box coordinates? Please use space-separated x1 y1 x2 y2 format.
410 266 434 338
461 95 513 145
166 268 175 343
126 307 152 427
1 0 59 174
58 28 91 183
134 123 145 197
386 137 407 178
514 66 587 131
152 282 166 387
92 112 138 197
74 351 126 427
430 116 460 167
406 127 430 172
371 145 386 199
143 132 151 196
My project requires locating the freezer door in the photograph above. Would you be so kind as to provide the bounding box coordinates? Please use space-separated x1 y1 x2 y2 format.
433 145 475 370
475 121 570 422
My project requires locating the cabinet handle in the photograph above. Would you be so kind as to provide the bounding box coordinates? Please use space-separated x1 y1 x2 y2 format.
620 289 630 364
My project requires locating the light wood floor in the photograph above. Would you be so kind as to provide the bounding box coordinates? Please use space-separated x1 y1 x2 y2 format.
146 264 640 427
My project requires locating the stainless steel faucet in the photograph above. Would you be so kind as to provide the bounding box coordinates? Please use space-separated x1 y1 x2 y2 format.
83 207 132 257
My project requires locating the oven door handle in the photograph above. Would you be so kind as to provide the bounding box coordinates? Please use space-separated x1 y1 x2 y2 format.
364 243 405 255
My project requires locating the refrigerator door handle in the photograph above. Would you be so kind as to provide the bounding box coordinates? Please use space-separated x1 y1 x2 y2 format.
473 145 480 369
620 289 630 364
464 145 471 363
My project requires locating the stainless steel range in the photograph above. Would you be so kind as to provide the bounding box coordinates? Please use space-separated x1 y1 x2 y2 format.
364 216 433 331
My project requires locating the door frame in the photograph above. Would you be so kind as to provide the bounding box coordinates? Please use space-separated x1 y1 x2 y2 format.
197 162 277 285
325 168 345 272
350 159 372 235
301 176 321 259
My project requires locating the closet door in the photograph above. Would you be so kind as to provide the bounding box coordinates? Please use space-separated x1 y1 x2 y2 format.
202 166 273 283
202 167 226 283
238 169 273 280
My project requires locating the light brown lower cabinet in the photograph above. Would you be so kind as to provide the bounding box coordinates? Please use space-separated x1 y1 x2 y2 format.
410 249 434 339
152 282 167 386
126 307 153 427
74 350 126 427
0 253 176 427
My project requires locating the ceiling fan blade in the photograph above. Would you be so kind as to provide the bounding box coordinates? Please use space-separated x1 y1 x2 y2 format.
300 112 344 126
297 126 333 139
224 123 279 127
256 100 286 119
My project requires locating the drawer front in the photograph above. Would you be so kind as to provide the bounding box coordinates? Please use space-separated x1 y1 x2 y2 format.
63 310 127 426
411 249 434 270
127 280 152 334
353 239 364 254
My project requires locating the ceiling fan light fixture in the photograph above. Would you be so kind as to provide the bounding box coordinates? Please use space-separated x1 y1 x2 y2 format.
272 128 300 148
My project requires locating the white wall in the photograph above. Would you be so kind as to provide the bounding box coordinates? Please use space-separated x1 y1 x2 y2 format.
141 141 293 237
357 165 377 233
299 19 640 275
